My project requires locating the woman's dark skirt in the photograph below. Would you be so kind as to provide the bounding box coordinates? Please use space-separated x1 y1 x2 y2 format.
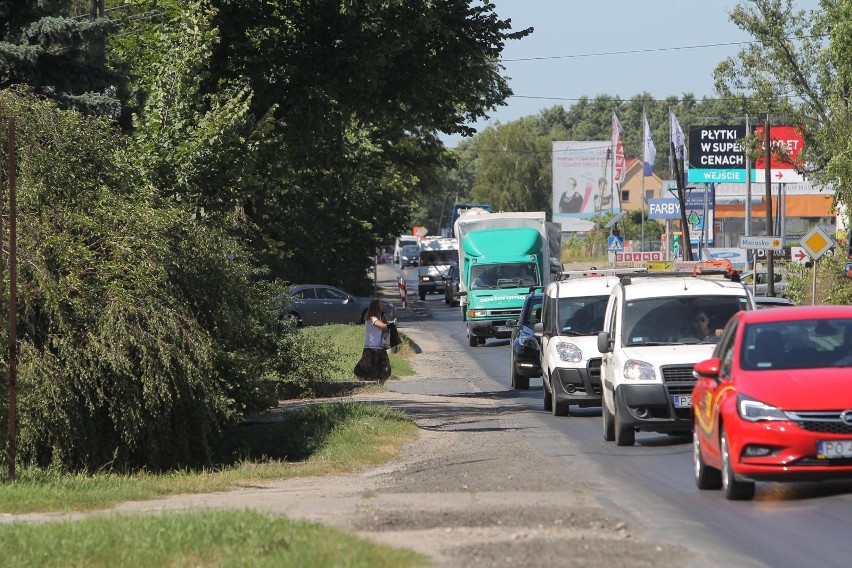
354 348 391 382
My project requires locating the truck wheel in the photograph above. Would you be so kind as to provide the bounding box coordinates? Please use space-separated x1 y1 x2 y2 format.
468 334 478 347
614 407 635 446
602 403 615 442
510 354 529 390
551 379 569 417
419 290 426 301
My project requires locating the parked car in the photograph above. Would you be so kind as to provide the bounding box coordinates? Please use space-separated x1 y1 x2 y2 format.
754 296 794 309
741 269 788 297
443 262 460 306
398 245 420 268
507 290 543 390
280 284 372 327
692 305 852 500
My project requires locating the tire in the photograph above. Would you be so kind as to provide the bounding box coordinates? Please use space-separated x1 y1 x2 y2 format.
510 353 529 390
543 375 553 412
469 334 477 347
614 406 635 446
419 290 426 301
550 377 568 416
721 428 755 500
602 403 615 442
281 312 302 327
693 428 722 490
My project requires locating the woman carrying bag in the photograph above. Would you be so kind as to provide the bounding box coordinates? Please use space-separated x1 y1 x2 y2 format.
354 298 394 383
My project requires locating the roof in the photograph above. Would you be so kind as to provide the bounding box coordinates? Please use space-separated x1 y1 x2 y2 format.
619 276 750 301
741 304 852 324
544 276 620 298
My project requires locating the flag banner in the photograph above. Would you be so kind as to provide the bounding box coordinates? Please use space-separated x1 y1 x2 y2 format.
670 110 685 153
612 112 626 185
643 111 656 176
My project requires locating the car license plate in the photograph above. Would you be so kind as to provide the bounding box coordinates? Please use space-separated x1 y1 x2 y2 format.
496 326 511 333
672 395 692 408
818 440 852 459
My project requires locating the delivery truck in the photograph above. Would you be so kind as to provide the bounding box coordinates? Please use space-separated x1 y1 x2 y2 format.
454 209 552 347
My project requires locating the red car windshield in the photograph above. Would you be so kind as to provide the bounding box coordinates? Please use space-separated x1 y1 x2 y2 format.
741 318 852 370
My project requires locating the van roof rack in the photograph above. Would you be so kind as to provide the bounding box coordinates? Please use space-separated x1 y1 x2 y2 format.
559 268 647 280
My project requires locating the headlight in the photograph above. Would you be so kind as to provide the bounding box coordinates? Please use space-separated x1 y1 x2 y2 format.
471 310 487 318
555 341 582 362
737 394 789 422
623 359 655 381
519 337 539 350
420 276 430 282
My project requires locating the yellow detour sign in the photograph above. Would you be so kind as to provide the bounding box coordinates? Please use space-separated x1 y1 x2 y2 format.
647 261 673 272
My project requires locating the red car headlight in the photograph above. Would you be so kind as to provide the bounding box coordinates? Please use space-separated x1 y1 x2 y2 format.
737 394 789 422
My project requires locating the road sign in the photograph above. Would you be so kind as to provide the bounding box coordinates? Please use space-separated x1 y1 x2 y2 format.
739 236 783 250
800 225 834 260
607 236 624 252
790 246 808 265
753 125 804 183
605 211 628 228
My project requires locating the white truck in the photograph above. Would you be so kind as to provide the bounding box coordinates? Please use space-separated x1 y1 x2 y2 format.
417 236 458 301
596 272 755 446
454 209 552 346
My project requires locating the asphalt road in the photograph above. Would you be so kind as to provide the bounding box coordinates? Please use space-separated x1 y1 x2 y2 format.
387 262 852 568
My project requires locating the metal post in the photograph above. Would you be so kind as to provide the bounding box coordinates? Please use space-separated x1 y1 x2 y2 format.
6 117 16 482
745 115 752 237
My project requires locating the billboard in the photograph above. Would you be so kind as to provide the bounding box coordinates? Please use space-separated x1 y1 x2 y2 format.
552 141 619 230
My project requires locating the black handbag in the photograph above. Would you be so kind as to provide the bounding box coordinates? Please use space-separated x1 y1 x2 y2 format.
388 322 402 348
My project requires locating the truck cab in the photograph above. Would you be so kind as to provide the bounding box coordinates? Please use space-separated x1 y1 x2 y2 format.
417 237 458 301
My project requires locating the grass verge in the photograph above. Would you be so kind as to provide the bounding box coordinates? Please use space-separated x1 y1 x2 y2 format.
297 323 415 380
0 402 418 514
0 509 428 568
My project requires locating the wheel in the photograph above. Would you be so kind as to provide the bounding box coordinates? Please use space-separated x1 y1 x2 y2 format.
510 352 529 390
281 312 302 327
614 406 635 446
602 403 615 442
693 428 722 490
543 375 553 412
419 290 426 301
721 428 755 500
550 377 568 416
468 331 477 347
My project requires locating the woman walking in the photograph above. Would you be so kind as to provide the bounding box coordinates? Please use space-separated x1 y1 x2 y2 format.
354 298 392 383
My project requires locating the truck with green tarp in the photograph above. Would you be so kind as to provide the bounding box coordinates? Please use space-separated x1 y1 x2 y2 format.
454 209 553 347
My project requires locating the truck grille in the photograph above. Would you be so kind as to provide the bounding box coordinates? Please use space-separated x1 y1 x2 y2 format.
487 308 522 318
661 365 697 396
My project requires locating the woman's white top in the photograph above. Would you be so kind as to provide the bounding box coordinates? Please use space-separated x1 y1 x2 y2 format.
363 316 384 348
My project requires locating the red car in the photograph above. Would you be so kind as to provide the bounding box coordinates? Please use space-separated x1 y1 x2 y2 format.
692 305 852 500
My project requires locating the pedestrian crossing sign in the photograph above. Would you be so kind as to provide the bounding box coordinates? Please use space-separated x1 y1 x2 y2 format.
608 236 624 252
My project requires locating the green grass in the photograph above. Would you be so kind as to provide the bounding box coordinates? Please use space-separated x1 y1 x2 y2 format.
0 403 418 514
298 323 415 379
0 509 428 568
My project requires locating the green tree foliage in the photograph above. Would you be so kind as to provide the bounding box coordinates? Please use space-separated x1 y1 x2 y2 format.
0 89 295 473
714 1 845 199
113 0 530 293
0 0 125 117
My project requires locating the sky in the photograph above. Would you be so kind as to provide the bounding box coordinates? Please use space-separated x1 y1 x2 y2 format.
442 0 818 148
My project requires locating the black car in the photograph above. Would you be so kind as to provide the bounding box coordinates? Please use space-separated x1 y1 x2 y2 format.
443 263 460 306
507 290 543 390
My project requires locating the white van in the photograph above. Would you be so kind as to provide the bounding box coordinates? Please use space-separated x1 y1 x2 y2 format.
535 274 621 417
596 274 754 446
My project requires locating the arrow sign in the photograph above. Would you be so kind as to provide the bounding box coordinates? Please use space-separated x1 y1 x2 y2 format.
794 249 806 261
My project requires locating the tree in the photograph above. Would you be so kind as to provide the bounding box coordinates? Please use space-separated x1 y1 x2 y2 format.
113 0 530 292
0 0 125 117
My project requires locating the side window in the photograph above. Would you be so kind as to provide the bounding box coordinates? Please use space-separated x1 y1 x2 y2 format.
607 297 619 337
716 319 739 376
317 287 347 300
293 288 315 300
542 295 553 333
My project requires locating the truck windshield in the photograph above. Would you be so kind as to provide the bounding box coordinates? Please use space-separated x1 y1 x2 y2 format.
623 296 748 346
421 250 457 265
470 263 538 290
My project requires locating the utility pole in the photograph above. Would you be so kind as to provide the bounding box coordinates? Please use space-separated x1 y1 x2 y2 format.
764 115 776 297
671 141 693 261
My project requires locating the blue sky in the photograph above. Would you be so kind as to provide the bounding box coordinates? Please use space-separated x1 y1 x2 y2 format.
442 0 818 147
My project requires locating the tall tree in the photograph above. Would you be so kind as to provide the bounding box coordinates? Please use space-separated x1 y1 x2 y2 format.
0 0 124 117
